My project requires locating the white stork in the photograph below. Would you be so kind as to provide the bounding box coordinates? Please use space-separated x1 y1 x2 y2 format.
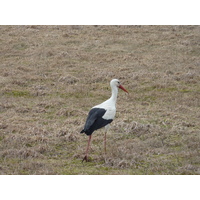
80 79 128 162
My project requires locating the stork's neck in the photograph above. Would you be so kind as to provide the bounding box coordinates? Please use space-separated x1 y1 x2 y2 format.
110 86 118 104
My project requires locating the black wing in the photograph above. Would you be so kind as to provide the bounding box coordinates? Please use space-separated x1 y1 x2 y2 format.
80 108 113 135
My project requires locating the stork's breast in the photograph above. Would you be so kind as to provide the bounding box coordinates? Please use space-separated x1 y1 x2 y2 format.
102 108 116 120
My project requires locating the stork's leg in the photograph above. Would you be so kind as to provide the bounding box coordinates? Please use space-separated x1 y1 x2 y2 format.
82 135 92 162
104 125 110 158
104 132 107 155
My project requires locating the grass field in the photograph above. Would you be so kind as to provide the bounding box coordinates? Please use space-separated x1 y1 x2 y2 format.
0 25 200 174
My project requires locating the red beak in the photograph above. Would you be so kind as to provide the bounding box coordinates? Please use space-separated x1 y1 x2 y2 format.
119 84 129 93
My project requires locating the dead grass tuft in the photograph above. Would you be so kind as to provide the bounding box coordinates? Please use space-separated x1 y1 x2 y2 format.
0 25 199 174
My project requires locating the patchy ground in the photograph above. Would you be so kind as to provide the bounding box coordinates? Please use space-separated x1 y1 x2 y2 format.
0 25 200 174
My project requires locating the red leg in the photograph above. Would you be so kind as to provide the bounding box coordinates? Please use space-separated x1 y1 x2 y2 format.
82 135 92 162
104 132 107 154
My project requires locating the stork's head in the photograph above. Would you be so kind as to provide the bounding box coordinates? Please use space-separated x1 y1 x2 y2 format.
110 79 129 93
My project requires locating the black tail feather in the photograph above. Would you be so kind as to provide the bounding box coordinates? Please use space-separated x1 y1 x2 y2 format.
80 130 85 134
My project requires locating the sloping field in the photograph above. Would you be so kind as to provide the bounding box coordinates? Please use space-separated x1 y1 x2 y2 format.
0 25 200 174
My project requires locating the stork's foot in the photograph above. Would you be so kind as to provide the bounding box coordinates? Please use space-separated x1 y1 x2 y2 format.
82 155 88 162
82 155 91 162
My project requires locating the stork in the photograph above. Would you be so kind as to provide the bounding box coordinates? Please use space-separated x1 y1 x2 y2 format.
80 79 128 162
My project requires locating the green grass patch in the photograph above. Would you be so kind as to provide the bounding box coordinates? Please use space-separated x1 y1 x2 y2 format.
5 90 31 97
13 43 28 50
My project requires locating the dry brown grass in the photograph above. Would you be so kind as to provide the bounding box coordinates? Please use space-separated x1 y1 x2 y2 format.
0 25 200 174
